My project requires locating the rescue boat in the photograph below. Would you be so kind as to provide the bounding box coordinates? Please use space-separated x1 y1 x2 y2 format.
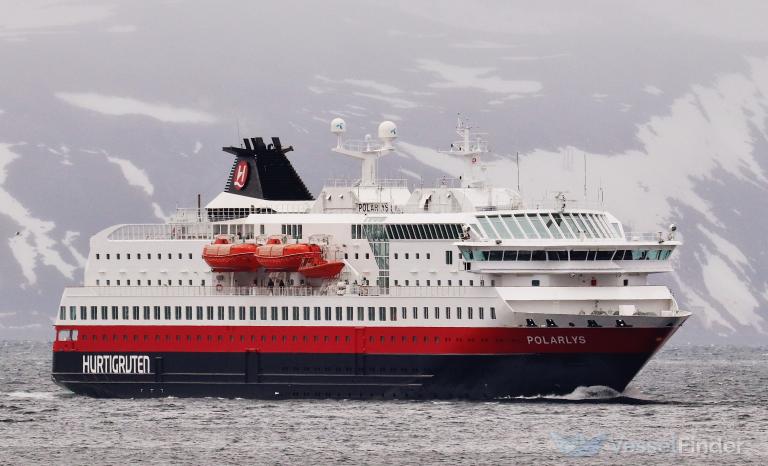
256 237 322 271
298 258 345 279
202 235 261 271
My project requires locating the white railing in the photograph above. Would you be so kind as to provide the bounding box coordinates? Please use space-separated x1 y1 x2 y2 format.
64 285 495 299
108 223 212 241
326 178 409 189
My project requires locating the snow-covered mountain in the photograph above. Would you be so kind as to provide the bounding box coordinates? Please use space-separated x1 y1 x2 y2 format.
1 0 766 343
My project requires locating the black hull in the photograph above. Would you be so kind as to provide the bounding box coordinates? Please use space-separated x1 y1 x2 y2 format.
53 351 655 400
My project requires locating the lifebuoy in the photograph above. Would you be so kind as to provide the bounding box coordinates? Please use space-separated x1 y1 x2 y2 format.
216 284 223 292
471 157 477 164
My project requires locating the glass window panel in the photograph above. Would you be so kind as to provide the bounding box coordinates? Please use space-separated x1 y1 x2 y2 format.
503 250 517 261
417 224 427 239
571 214 593 238
528 214 552 238
514 214 537 238
562 214 579 238
436 224 447 239
588 214 609 238
406 224 415 238
489 216 511 239
570 250 588 260
517 250 531 261
477 216 497 239
501 215 524 238
541 213 563 239
551 213 573 239
579 214 599 238
531 250 547 261
488 250 503 261
547 250 561 261
427 224 438 239
595 250 614 260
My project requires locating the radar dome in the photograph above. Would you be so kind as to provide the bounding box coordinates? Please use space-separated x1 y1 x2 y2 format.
378 121 397 140
330 118 346 133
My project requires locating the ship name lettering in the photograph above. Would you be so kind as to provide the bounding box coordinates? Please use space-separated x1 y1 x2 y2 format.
82 355 151 374
526 335 586 345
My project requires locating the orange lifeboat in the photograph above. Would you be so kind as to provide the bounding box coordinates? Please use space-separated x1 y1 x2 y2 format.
256 239 322 272
202 235 261 272
298 258 345 279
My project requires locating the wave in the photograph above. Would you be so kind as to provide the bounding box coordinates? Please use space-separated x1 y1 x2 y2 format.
6 391 57 400
496 385 666 405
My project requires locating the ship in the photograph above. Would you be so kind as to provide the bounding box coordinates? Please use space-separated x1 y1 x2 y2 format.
51 117 690 399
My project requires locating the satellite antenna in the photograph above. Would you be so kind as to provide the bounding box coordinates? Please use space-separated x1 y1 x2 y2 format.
330 118 397 186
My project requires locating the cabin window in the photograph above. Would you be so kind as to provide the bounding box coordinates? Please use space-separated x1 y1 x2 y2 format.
123 306 130 320
457 307 462 319
250 306 257 320
324 307 332 321
314 307 321 320
346 307 354 321
445 307 451 319
90 306 98 320
239 306 246 320
174 306 182 320
260 306 267 320
379 307 387 321
412 307 418 319
271 307 278 321
405 253 409 260
282 307 289 320
101 306 108 320
303 306 310 320
217 306 225 320
479 307 484 319
143 306 150 320
623 279 629 286
357 307 364 320
423 307 429 319
532 279 540 287
197 306 204 320
335 307 343 321
293 306 300 320
368 307 376 321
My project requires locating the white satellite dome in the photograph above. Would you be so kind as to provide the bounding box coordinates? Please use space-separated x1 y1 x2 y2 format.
378 121 397 141
330 117 346 133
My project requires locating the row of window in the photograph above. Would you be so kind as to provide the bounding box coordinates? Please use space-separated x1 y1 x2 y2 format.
477 212 620 240
59 330 502 349
60 305 497 322
95 252 195 261
351 224 463 241
461 249 673 262
95 279 206 287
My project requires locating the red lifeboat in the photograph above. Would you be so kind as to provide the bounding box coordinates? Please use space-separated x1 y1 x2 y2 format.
298 258 345 279
202 235 261 272
256 239 322 272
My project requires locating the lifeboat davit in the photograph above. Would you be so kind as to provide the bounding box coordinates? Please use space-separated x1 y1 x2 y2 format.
256 240 322 272
202 235 261 272
298 259 345 279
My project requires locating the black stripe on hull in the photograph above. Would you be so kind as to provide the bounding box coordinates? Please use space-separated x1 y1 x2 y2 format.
52 351 655 400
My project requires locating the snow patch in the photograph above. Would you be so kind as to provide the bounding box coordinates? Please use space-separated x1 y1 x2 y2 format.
644 85 663 95
416 59 542 97
700 252 763 331
352 92 418 109
55 92 218 124
105 155 154 196
152 203 168 221
0 143 77 284
0 1 114 39
193 141 203 154
62 231 86 267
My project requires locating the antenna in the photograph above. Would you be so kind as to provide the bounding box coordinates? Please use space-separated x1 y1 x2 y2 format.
330 118 397 186
236 118 242 148
439 114 488 188
516 151 520 193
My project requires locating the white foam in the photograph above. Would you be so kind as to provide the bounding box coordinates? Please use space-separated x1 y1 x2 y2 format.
7 391 56 400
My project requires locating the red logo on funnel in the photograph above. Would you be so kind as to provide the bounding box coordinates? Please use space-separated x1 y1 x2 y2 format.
233 161 249 190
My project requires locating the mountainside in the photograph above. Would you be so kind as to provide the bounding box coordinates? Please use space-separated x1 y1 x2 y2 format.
1 1 766 343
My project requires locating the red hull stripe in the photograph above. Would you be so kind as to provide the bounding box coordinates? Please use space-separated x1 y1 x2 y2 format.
53 325 675 354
